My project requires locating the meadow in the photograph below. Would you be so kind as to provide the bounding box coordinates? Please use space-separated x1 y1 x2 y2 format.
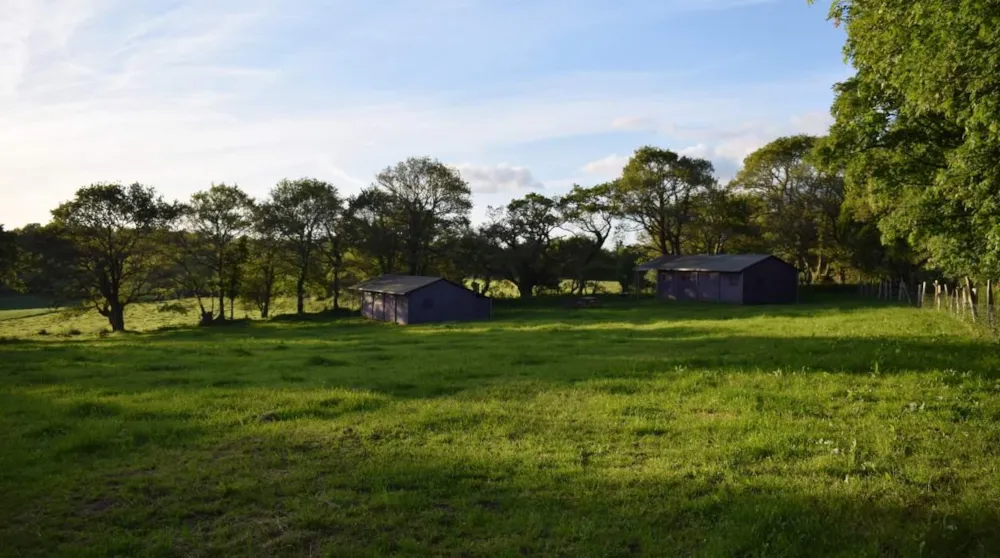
1 295 999 556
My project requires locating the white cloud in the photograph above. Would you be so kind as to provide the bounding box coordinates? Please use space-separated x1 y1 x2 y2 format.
0 0 846 227
455 163 544 194
791 111 834 135
611 116 658 131
581 154 630 178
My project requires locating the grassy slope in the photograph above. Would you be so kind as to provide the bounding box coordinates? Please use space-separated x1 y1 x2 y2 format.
1 299 999 557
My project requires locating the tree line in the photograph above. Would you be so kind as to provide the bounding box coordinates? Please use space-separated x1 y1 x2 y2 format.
1 135 901 331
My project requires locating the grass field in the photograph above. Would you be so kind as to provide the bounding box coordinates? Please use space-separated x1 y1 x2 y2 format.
2 297 999 556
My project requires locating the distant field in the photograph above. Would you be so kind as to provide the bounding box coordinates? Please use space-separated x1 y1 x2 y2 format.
2 298 998 556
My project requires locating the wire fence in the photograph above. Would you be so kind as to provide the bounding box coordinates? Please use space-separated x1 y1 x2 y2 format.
859 278 999 335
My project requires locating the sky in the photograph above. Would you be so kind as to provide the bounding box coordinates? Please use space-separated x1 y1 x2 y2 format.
0 0 850 228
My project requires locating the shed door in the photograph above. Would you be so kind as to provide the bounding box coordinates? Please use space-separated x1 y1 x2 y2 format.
658 271 674 300
699 272 721 301
678 272 697 300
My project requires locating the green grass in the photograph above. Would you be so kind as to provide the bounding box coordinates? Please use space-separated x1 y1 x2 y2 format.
2 298 999 556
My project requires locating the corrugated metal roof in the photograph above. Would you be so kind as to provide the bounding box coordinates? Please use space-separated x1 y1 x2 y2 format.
351 275 444 295
655 254 782 273
635 254 679 272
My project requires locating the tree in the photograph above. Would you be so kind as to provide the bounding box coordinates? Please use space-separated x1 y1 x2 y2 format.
732 135 845 282
613 242 647 295
684 186 757 255
0 226 18 289
50 183 179 331
613 146 716 256
242 205 286 319
374 157 472 275
346 188 403 276
812 0 1000 280
319 200 349 310
180 184 255 321
559 183 617 294
266 178 340 314
485 193 563 298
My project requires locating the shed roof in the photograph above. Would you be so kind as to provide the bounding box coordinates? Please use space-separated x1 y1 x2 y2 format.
352 275 444 295
653 254 784 273
634 254 679 272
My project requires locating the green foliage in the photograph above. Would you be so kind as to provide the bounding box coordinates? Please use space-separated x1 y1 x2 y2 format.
264 178 341 314
0 225 21 290
1 301 998 555
733 135 847 282
180 183 256 321
48 183 181 331
374 157 473 275
486 193 563 297
815 0 1000 280
614 146 716 256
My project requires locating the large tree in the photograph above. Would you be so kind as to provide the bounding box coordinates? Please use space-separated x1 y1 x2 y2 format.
266 178 340 314
613 146 716 256
485 193 563 298
374 157 472 275
242 205 286 319
50 183 179 331
346 187 403 276
812 0 999 280
684 186 757 256
733 135 845 282
559 183 617 294
180 183 255 321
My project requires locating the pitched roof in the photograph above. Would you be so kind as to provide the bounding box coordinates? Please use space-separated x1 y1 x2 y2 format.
654 254 784 273
634 254 679 272
351 275 444 295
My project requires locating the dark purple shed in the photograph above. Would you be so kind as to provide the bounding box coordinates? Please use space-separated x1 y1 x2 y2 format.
641 254 798 305
352 275 492 325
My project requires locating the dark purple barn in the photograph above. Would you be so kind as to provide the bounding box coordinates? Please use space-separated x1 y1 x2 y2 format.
352 275 492 325
643 254 798 305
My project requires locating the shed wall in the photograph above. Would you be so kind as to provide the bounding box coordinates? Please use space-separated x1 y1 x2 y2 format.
406 281 491 324
719 272 743 303
742 257 798 304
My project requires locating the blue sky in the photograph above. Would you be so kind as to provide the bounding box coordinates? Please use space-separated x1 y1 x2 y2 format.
0 0 849 227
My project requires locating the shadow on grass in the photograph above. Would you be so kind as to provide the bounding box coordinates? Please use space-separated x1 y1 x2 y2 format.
5 420 995 557
2 315 996 399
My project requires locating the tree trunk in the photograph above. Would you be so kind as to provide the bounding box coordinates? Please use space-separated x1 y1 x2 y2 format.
218 291 226 321
965 277 978 322
516 280 535 299
107 302 125 332
296 273 306 314
333 267 341 310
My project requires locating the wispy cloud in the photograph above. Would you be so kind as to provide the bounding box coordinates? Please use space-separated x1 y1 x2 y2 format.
581 155 630 179
0 0 846 226
456 164 545 194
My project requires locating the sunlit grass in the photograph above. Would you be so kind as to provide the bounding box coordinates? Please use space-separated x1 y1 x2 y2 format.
1 298 998 556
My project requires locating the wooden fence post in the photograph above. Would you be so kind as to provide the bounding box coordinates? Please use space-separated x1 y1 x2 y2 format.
965 277 978 322
934 281 941 310
988 279 995 327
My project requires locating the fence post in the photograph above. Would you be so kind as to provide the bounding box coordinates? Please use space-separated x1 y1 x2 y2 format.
934 281 941 310
965 277 978 322
988 279 995 327
920 281 927 307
